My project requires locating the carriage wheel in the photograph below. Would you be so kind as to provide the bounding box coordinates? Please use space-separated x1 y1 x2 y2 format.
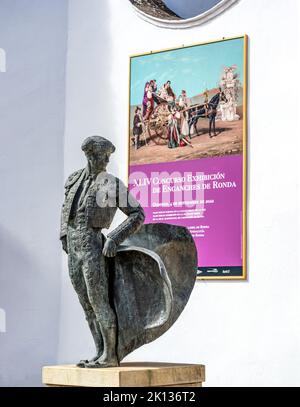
148 119 168 145
147 104 170 145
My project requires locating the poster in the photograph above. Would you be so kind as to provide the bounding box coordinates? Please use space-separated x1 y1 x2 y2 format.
128 36 247 280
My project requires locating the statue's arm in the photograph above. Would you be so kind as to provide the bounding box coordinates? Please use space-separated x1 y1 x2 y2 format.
60 192 69 253
107 179 145 247
60 169 84 253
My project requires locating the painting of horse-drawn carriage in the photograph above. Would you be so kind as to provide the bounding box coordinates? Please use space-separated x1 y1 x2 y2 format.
135 87 228 145
129 37 245 166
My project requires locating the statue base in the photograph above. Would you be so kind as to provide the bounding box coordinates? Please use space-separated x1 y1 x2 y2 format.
42 362 205 387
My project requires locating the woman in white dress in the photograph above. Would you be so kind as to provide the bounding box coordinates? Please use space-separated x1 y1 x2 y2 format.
178 90 191 139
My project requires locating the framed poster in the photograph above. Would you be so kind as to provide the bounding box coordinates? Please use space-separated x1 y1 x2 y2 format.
128 36 247 280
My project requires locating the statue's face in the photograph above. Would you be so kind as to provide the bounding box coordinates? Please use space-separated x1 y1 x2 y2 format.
85 150 110 172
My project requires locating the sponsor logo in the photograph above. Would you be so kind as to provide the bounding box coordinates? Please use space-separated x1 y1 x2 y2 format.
207 268 219 273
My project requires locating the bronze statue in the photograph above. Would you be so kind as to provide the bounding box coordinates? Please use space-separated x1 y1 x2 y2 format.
60 136 197 368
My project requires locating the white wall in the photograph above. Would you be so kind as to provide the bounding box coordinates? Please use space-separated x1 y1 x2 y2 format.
60 0 300 386
0 0 68 386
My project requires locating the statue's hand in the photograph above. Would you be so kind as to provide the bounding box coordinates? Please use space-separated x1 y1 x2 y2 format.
61 236 68 254
102 238 117 258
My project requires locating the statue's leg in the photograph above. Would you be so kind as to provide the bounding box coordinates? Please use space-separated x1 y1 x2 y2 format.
68 250 104 365
82 253 119 368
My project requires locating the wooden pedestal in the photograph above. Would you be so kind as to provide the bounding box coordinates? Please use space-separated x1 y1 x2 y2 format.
42 362 205 387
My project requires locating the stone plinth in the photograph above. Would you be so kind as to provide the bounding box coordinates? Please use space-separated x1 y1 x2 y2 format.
42 362 205 387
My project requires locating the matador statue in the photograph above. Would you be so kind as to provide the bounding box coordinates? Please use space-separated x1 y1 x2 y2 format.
60 136 197 368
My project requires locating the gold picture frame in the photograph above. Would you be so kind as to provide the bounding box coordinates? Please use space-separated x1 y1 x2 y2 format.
127 35 248 281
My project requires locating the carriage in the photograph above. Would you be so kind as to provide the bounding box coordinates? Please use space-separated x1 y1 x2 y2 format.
142 93 194 146
137 90 226 147
143 100 200 145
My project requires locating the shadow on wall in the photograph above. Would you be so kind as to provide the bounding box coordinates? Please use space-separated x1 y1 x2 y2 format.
97 0 122 178
97 1 116 166
63 0 118 175
58 0 117 364
0 0 68 386
0 227 58 386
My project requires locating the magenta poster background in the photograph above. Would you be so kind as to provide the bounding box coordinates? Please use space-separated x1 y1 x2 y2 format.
129 154 243 277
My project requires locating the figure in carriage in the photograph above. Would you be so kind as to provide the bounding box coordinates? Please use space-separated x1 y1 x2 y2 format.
157 80 176 107
144 80 192 147
142 80 156 121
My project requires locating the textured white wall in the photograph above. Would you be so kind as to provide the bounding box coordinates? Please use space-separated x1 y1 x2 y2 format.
0 0 68 386
59 0 300 386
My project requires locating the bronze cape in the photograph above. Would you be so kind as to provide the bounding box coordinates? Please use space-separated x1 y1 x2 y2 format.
108 223 197 361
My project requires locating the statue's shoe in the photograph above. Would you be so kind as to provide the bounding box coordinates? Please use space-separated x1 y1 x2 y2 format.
76 359 88 368
76 353 104 368
85 358 119 368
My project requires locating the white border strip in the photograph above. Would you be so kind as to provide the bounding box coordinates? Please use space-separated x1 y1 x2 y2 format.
131 0 239 29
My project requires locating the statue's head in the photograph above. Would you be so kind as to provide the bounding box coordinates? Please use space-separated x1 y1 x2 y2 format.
81 136 115 172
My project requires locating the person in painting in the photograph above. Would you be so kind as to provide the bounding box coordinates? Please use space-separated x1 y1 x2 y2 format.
150 79 157 94
167 107 192 149
166 81 176 106
143 82 154 121
158 81 176 108
178 90 191 140
178 89 190 109
157 82 167 100
132 106 144 150
142 81 150 118
225 93 236 121
167 108 181 149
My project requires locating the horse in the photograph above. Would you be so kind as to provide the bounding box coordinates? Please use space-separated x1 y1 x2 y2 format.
188 90 227 138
